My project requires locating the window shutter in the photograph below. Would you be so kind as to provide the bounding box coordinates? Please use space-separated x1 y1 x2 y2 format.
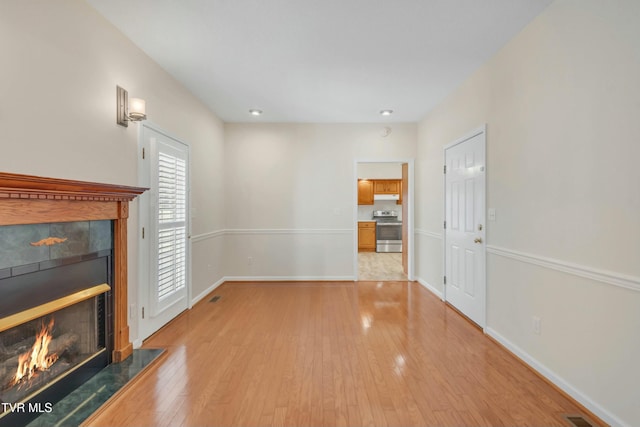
157 152 187 301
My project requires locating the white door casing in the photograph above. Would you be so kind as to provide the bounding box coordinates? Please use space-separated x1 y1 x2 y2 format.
444 126 486 328
138 123 190 341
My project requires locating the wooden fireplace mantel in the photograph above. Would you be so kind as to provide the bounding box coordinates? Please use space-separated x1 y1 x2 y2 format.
0 172 147 363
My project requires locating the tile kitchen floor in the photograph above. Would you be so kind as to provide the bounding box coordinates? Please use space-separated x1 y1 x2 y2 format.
358 252 407 281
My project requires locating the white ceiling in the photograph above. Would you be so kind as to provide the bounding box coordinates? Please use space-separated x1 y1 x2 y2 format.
87 0 553 123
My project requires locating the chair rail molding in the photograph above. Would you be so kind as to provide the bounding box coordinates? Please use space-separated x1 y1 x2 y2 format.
191 229 226 243
191 229 353 242
415 228 442 239
486 245 640 293
225 228 352 235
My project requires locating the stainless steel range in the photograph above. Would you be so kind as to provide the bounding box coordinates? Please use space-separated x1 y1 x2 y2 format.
373 210 402 253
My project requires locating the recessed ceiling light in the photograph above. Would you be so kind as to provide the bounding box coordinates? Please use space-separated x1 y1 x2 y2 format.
249 109 263 116
380 109 393 116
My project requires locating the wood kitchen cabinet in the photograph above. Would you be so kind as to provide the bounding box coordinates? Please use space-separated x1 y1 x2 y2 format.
358 179 374 205
359 179 403 205
373 180 400 194
358 221 376 251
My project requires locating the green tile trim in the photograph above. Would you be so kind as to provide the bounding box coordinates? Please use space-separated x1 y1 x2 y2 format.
26 349 164 427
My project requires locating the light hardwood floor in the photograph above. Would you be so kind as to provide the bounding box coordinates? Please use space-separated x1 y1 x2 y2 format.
88 281 602 427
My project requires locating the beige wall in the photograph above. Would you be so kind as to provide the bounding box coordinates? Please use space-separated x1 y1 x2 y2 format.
0 0 225 341
415 1 640 425
357 162 402 179
223 123 416 278
3 0 638 424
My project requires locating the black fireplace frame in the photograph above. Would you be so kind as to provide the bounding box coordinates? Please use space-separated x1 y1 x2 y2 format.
0 252 113 427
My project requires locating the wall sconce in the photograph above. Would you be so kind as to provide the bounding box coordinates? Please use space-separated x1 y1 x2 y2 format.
116 85 147 127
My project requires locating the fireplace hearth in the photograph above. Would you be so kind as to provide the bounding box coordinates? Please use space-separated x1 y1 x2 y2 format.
0 172 146 427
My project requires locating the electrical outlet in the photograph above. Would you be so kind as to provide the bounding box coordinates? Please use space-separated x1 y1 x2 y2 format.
532 316 541 335
129 304 135 320
248 256 253 266
488 208 496 221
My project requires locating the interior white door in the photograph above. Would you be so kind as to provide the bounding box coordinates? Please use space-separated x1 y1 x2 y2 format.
139 124 190 341
444 128 486 327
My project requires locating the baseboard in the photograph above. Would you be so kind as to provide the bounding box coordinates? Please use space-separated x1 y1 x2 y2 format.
223 275 355 282
191 276 226 306
415 277 444 300
485 327 623 427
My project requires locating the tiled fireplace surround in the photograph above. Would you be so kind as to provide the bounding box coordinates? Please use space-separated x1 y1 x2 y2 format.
0 172 145 424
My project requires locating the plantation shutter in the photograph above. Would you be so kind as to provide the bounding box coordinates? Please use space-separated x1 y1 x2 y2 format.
157 151 187 302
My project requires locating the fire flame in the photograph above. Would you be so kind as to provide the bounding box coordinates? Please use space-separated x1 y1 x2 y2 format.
13 318 59 386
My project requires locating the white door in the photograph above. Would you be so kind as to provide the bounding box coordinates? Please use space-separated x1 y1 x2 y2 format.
139 124 190 341
444 127 486 327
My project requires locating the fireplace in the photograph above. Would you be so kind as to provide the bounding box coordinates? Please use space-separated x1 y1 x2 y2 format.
0 172 145 426
0 223 114 426
0 295 105 406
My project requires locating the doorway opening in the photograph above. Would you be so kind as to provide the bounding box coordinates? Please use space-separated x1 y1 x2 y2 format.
354 160 414 281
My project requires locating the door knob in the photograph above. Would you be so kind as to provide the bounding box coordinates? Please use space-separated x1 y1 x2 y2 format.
474 238 483 244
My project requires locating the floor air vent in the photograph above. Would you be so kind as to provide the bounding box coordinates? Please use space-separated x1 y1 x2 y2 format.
564 415 593 427
209 295 221 303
